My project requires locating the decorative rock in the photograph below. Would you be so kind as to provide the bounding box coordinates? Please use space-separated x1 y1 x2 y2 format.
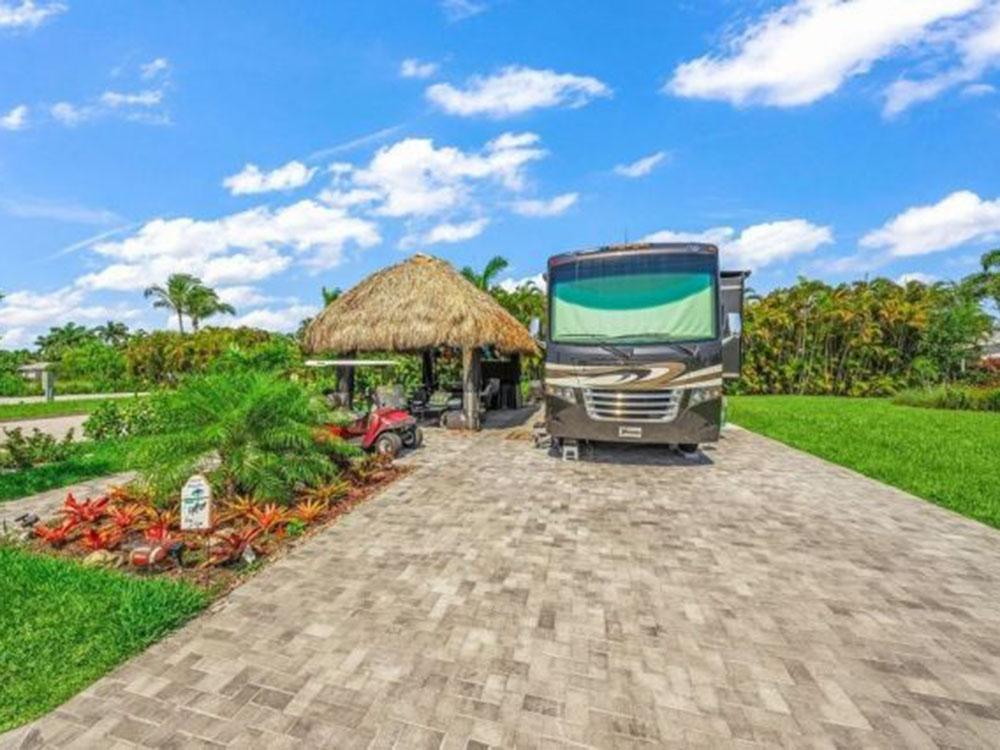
129 545 168 568
83 550 121 568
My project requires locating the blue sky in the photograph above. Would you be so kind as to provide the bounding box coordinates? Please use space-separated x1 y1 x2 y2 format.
2 0 999 348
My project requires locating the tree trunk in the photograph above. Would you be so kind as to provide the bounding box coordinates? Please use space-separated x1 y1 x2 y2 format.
462 347 481 430
177 311 185 334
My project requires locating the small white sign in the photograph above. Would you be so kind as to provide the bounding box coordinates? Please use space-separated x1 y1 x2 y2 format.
181 474 213 530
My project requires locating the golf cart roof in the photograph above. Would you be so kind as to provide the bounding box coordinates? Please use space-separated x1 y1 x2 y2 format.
305 359 399 368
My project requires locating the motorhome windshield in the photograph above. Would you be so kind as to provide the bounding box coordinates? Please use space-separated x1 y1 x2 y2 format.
550 253 717 345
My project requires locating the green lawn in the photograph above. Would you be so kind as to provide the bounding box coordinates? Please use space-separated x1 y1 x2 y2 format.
0 440 135 502
0 397 140 423
0 545 206 731
728 396 1000 529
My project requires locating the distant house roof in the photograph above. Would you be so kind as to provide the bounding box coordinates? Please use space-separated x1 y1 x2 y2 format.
17 362 53 373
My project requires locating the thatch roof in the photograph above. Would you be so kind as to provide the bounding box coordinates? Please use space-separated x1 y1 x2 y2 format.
304 254 539 355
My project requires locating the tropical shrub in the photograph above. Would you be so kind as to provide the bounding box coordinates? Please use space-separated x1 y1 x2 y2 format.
56 341 130 391
131 371 343 502
83 397 166 440
738 277 993 396
892 385 1000 412
124 327 274 385
0 428 74 470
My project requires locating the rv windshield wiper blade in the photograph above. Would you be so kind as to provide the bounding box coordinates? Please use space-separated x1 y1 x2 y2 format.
599 343 632 361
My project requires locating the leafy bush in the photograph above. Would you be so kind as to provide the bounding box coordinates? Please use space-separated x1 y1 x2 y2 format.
132 372 344 503
124 328 276 385
83 398 165 440
56 341 130 392
0 428 74 470
738 278 993 396
892 385 1000 412
0 372 33 397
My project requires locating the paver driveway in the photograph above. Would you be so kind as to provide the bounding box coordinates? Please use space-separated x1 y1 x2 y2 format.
4 425 1000 749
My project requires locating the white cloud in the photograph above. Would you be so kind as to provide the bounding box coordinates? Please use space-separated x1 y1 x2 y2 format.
0 287 139 344
400 58 439 79
897 272 937 284
352 132 546 217
0 104 27 130
883 4 1000 116
644 219 833 269
962 82 997 96
0 0 66 29
223 161 318 195
216 285 271 307
440 0 487 21
50 101 90 126
77 199 381 291
426 65 611 118
223 304 318 333
140 57 170 80
613 151 668 178
498 272 546 293
861 190 1000 256
0 196 120 225
317 187 381 209
100 89 163 108
403 218 489 248
510 192 578 217
667 0 979 107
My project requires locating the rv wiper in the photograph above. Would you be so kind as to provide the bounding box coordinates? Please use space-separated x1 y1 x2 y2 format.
599 343 632 361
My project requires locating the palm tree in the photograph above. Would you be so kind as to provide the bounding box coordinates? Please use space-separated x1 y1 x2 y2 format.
963 248 1000 317
187 286 236 332
461 255 509 291
144 273 202 333
35 322 96 357
93 320 130 347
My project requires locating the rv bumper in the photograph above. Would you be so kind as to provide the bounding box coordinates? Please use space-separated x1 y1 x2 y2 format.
545 394 721 445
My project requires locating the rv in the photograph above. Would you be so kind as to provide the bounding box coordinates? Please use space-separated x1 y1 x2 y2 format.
544 243 748 455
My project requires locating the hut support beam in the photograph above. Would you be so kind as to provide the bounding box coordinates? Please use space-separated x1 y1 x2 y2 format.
421 349 435 392
462 347 481 430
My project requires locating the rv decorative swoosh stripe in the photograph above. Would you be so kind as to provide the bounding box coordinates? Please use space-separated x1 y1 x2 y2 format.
545 362 688 390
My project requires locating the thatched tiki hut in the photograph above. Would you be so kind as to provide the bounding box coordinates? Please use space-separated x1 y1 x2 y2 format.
303 253 539 429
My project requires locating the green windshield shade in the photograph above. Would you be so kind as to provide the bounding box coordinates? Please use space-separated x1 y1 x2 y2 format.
552 272 715 342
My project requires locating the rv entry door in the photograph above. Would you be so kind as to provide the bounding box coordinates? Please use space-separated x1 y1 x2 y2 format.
720 271 750 379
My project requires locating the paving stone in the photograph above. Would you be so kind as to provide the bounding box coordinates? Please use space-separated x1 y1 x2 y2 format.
3 424 1000 748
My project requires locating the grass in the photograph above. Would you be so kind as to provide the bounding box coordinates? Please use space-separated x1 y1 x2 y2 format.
728 395 1000 529
0 397 141 423
0 545 207 731
0 440 135 503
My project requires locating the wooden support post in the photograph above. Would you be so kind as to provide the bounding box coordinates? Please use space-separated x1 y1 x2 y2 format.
462 347 481 430
421 349 435 392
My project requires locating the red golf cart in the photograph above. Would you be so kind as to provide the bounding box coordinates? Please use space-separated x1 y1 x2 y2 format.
307 359 423 457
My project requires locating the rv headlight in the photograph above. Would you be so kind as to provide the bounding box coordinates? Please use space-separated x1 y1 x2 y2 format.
687 386 722 406
544 384 578 403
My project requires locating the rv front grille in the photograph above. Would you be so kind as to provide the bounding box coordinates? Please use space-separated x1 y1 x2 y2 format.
582 388 680 422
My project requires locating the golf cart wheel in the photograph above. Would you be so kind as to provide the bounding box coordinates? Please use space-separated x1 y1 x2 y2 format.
402 426 423 449
374 431 403 457
678 443 699 454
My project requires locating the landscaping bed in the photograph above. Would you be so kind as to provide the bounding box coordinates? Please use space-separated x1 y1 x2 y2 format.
728 395 1000 529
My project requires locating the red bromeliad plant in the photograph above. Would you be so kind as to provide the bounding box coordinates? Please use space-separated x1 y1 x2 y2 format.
60 494 110 524
293 498 326 524
108 504 145 531
35 518 78 547
208 526 262 566
250 503 287 533
143 520 175 545
82 526 122 551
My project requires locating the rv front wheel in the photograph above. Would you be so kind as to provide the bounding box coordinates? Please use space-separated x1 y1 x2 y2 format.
678 443 699 454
